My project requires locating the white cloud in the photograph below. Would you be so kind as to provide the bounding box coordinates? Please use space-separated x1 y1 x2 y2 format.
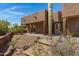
0 5 32 16
2 6 25 15
0 5 32 24
4 6 17 11
2 5 32 15
5 10 24 15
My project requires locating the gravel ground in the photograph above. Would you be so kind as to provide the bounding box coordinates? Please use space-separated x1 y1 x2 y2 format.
11 33 61 56
10 33 79 56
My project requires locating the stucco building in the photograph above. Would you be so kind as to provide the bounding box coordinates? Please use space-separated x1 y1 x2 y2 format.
62 4 79 36
21 4 79 36
21 10 48 34
21 10 62 35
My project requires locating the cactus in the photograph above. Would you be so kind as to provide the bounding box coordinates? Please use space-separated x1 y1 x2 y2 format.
48 3 53 36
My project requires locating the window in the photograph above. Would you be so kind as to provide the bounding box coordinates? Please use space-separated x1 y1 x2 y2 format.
23 19 25 22
32 25 36 32
34 16 37 19
32 25 36 33
31 25 36 33
55 23 61 35
55 24 58 29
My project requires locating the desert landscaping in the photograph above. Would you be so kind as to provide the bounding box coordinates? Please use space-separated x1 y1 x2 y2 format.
1 33 79 56
1 3 79 56
11 33 79 56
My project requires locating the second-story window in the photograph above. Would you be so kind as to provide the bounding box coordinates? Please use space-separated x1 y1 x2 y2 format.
23 19 25 22
34 16 37 19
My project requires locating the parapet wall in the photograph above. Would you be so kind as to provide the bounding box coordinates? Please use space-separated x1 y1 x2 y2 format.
62 3 79 18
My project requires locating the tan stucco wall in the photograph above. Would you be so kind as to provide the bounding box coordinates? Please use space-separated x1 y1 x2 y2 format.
23 21 48 34
35 22 43 34
21 9 62 34
62 3 79 18
21 10 48 25
67 17 79 35
62 3 79 36
53 11 62 22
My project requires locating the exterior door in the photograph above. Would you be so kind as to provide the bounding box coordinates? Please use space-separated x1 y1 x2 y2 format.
55 23 61 35
32 24 36 33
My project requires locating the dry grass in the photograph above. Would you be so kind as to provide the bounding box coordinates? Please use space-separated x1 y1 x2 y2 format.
54 37 75 56
30 36 79 56
51 36 79 56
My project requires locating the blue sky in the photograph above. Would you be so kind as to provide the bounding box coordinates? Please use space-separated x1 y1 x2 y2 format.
0 3 62 25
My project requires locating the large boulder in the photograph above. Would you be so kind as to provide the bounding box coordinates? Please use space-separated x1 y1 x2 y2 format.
0 33 13 47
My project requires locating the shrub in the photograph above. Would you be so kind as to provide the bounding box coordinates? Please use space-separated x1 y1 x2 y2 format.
0 29 6 35
0 20 10 35
9 23 24 35
54 37 79 56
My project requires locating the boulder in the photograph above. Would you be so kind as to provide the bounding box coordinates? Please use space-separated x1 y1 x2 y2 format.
0 33 13 47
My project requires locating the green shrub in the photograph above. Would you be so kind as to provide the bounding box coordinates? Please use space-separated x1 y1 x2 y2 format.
0 20 10 35
0 29 6 35
9 23 24 35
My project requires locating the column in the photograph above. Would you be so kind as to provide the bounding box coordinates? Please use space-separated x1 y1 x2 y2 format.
26 25 29 33
43 21 46 35
29 24 32 33
63 18 67 36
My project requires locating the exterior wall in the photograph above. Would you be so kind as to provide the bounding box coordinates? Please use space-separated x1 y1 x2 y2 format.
62 3 79 18
24 21 48 34
35 22 43 34
21 10 48 34
53 12 63 35
21 4 79 36
62 3 79 36
21 9 62 35
53 11 62 22
21 10 48 25
67 17 79 35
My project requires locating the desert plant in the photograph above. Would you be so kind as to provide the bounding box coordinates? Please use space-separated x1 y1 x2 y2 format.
48 3 53 36
0 20 10 35
8 38 19 49
53 37 78 56
31 36 79 56
9 23 24 35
